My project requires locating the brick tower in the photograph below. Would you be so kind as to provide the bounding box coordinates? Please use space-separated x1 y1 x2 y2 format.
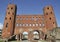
2 4 17 38
43 5 57 30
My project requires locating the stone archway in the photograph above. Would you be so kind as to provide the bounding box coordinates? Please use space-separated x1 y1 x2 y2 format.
33 30 40 40
22 32 28 40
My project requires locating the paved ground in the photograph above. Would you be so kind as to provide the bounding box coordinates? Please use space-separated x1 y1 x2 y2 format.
6 40 60 42
9 40 48 42
0 38 60 42
0 39 60 42
56 40 60 42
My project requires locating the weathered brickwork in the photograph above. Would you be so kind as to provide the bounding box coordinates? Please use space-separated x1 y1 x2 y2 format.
2 4 57 40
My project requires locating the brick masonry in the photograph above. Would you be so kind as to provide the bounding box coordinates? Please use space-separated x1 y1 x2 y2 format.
2 4 57 40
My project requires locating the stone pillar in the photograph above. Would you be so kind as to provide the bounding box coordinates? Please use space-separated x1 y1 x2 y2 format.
17 34 19 41
39 31 43 40
28 32 30 41
20 33 22 41
39 33 40 40
28 32 31 41
39 32 41 40
30 31 33 41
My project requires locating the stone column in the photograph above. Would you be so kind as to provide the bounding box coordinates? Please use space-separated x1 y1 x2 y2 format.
39 31 43 40
29 29 33 41
39 33 40 40
28 32 31 41
30 31 33 41
39 31 41 40
20 33 22 41
17 34 19 41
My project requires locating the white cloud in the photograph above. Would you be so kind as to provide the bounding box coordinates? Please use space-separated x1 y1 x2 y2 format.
0 23 3 29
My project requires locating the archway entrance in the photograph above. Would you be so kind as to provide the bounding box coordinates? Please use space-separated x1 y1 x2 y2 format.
33 30 39 40
22 32 28 40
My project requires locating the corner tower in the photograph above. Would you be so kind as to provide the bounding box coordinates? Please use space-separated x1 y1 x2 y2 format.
43 5 57 30
2 4 17 38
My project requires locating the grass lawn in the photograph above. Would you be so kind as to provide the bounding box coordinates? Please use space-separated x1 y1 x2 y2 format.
0 38 3 42
0 41 3 42
0 39 3 42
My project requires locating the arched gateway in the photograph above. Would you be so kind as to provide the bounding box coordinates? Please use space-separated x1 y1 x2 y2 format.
15 30 44 41
22 32 28 40
2 4 57 41
33 30 40 40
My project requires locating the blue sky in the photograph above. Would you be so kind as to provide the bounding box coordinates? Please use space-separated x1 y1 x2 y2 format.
0 0 60 29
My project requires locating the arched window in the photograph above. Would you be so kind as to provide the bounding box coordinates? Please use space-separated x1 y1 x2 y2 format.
20 24 22 26
23 24 25 26
8 12 10 14
47 7 49 10
10 17 11 20
11 7 13 10
26 24 28 26
6 23 8 28
49 17 51 20
16 24 19 27
50 11 52 14
46 13 48 15
39 24 41 26
33 24 35 26
36 24 38 26
53 22 54 24
29 24 32 26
